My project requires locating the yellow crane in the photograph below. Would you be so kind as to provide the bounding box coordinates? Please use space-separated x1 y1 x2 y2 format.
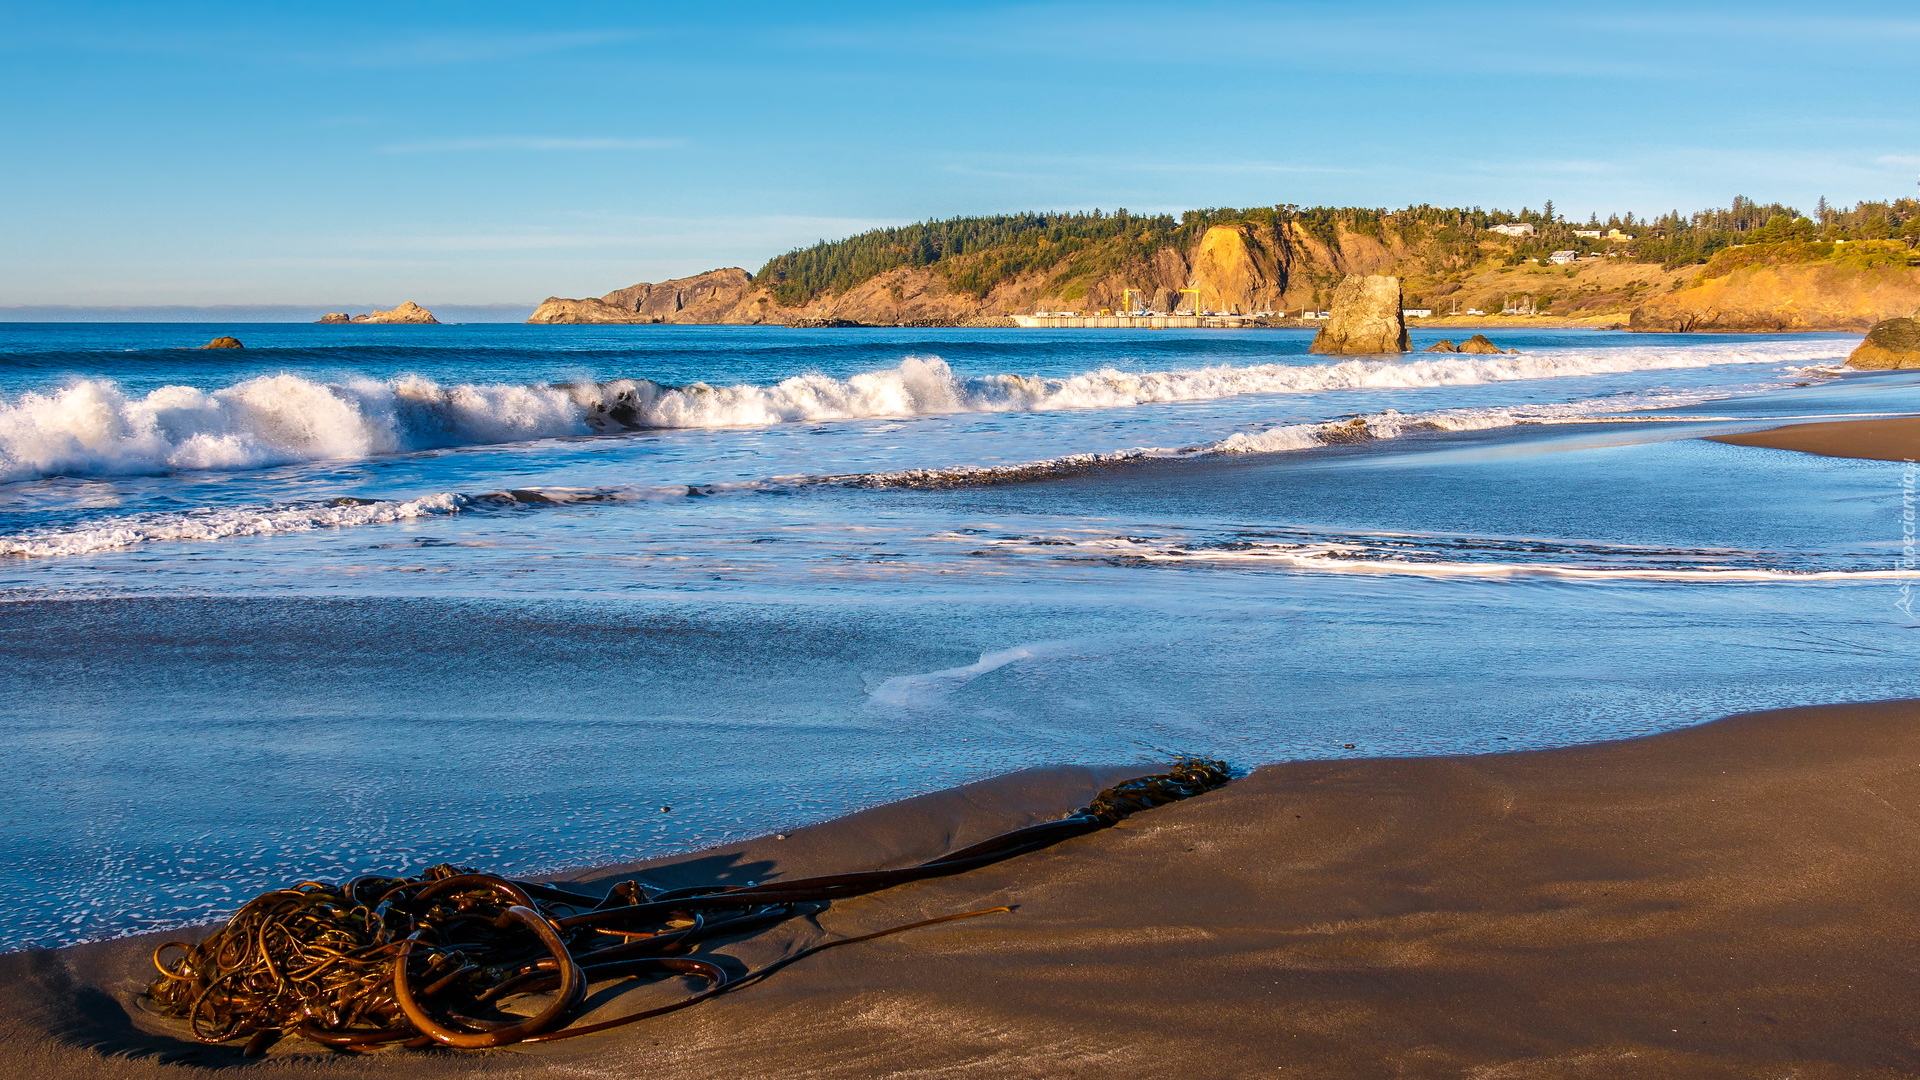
1179 288 1201 316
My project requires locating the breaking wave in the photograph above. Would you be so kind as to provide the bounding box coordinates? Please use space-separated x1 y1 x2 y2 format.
0 341 1835 482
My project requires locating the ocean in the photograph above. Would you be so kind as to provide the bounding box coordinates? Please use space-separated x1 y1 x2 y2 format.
1 322 1914 951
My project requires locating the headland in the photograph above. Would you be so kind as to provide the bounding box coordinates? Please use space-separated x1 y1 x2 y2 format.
528 198 1920 332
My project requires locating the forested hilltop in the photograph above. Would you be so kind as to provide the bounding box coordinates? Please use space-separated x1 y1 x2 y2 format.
529 197 1920 331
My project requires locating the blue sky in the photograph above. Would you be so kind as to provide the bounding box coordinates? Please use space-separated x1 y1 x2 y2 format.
2 0 1915 307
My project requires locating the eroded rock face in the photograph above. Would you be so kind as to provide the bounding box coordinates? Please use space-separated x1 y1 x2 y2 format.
1848 317 1920 368
528 269 757 324
1308 275 1409 354
351 302 440 325
198 336 243 349
315 313 351 324
1190 226 1266 314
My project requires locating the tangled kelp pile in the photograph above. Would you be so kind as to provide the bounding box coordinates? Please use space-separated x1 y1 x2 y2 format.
147 760 1230 1055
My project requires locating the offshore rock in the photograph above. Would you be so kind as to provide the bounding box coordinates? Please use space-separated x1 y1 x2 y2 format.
198 336 244 349
1847 317 1920 369
315 313 351 324
1308 275 1409 354
1457 334 1507 354
351 302 440 325
1424 339 1460 353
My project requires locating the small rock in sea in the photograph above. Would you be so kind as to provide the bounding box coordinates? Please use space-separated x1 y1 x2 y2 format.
315 313 352 324
1457 334 1505 354
198 336 244 349
1424 339 1460 353
660 805 671 813
1847 317 1920 368
1343 743 1356 749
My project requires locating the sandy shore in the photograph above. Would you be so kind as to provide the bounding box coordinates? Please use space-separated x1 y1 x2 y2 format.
1710 415 1920 462
6 701 1920 1079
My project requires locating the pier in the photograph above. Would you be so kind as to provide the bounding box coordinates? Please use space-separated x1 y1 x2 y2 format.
1009 313 1268 328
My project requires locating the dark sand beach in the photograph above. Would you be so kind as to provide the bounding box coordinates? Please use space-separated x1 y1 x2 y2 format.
7 700 1920 1079
1711 414 1920 462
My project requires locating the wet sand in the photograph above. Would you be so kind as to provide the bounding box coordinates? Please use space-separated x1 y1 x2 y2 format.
5 701 1920 1079
1710 414 1920 461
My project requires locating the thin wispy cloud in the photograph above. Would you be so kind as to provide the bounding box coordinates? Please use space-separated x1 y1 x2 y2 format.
381 137 683 154
1125 162 1359 176
331 29 641 67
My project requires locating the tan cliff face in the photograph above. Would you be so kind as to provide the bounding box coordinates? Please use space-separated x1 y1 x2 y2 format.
524 226 1920 331
527 269 766 324
1189 226 1267 313
1628 253 1920 332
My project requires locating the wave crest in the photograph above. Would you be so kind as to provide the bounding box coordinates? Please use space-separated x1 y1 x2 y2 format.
1 341 1832 481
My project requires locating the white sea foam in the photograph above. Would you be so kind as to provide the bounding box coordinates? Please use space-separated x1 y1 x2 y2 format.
826 397 1715 488
1105 548 1920 582
0 339 1838 481
0 374 588 482
0 486 676 559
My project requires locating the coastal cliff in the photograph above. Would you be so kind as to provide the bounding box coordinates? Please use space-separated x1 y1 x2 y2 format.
528 269 765 324
528 199 1920 330
1628 241 1920 332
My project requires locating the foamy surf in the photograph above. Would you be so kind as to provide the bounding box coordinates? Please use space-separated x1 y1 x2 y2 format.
1110 549 1920 582
816 396 1735 489
0 339 1839 481
957 531 1912 582
0 486 679 558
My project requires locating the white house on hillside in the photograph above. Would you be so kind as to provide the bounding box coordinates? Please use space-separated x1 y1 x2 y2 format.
1489 223 1536 237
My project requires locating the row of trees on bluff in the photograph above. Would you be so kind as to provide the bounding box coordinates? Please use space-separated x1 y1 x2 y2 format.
754 197 1920 305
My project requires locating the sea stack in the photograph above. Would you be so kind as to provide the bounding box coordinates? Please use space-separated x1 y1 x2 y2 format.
1308 275 1409 354
1847 317 1920 368
350 302 440 325
316 313 351 324
197 336 244 349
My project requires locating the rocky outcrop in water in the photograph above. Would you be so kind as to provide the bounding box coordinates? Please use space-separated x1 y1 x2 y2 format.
1425 339 1460 353
1308 275 1409 354
315 313 351 324
1458 334 1512 354
198 337 243 349
351 302 439 325
1848 317 1920 368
